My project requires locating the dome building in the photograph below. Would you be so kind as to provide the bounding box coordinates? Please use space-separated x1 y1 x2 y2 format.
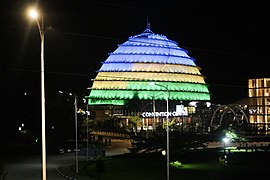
87 27 211 130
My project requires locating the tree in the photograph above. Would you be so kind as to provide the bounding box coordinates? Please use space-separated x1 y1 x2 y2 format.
128 115 142 136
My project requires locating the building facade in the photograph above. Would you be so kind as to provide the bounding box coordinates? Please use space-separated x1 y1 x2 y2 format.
248 78 270 132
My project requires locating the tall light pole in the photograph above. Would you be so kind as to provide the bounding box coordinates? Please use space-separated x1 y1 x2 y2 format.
150 82 170 180
59 91 79 173
152 98 156 130
86 103 89 161
74 94 79 173
28 8 46 180
84 95 91 161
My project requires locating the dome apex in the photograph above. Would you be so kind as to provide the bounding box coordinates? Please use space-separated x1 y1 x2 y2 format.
143 28 154 34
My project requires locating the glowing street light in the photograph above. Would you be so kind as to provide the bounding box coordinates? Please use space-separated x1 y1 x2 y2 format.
27 7 47 180
74 94 79 173
28 9 39 19
149 82 170 180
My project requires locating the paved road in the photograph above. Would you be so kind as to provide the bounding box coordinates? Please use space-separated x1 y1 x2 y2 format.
1 139 131 180
1 153 76 180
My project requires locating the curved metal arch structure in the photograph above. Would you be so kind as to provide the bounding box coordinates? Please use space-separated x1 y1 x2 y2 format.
210 104 249 130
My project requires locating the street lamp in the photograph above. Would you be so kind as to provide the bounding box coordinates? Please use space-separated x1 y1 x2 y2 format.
149 82 170 180
86 102 89 161
84 95 91 161
152 98 156 130
59 91 79 173
28 8 46 180
74 94 79 173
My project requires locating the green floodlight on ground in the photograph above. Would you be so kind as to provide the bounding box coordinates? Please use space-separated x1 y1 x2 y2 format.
224 130 238 141
170 161 182 168
223 129 247 142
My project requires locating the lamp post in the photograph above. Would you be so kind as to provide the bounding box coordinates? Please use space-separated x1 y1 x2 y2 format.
86 103 89 161
74 94 79 173
84 95 90 161
59 91 79 173
150 82 170 180
28 8 46 180
152 98 156 130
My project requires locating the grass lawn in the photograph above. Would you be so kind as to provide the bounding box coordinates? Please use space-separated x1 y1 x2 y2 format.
74 151 269 180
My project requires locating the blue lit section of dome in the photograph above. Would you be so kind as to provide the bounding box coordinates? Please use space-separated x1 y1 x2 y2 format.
105 54 196 65
103 29 196 66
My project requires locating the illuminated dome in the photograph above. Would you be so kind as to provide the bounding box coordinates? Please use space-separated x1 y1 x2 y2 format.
87 28 210 105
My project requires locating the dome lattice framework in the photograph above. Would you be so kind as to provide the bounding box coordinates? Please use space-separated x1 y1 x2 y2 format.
87 28 210 105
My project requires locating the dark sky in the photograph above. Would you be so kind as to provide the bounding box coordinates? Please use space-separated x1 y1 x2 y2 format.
1 0 270 116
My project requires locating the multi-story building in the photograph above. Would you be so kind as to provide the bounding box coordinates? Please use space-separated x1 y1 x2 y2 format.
248 78 270 132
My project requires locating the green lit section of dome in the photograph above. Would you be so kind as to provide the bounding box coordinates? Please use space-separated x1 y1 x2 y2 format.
89 90 210 101
88 99 127 105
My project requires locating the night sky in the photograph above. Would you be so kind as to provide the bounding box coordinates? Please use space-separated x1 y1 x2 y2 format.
1 0 270 132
